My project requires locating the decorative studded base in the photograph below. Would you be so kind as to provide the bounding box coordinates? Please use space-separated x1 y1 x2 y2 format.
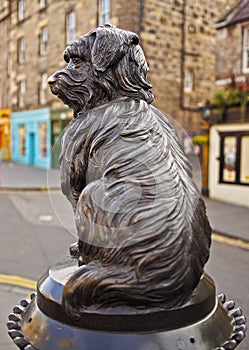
7 258 247 350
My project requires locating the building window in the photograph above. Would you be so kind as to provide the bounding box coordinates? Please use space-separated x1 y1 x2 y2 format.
7 53 12 76
66 11 76 44
242 28 249 73
39 26 48 56
18 124 26 156
38 0 46 9
39 73 47 104
240 135 249 184
242 27 249 73
1 0 8 8
18 0 25 22
18 80 26 108
219 131 249 185
221 136 237 183
39 122 47 157
184 69 194 93
98 0 110 25
18 37 25 64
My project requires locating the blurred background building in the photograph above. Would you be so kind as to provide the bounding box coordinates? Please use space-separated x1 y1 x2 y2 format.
1 0 249 208
208 0 249 206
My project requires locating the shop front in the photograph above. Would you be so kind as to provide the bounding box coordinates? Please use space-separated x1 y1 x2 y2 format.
209 123 249 207
11 108 51 169
0 109 11 161
50 108 73 168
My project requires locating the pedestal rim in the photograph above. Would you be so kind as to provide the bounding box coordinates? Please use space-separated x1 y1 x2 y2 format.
36 257 216 332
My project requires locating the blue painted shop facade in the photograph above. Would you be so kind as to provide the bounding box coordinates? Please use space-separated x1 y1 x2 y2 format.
11 108 72 169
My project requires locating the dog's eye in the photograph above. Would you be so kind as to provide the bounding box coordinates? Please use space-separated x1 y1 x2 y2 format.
71 57 81 65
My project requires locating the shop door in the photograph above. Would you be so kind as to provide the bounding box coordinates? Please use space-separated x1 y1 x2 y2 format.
28 132 35 165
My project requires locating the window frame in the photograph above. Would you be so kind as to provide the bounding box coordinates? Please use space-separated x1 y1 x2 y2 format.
98 0 110 25
219 131 249 186
17 37 25 64
184 68 194 93
39 72 47 105
7 53 12 76
1 0 8 9
38 122 48 158
242 27 249 74
38 0 46 10
18 0 25 22
18 124 26 156
18 80 26 108
66 11 76 45
39 26 48 56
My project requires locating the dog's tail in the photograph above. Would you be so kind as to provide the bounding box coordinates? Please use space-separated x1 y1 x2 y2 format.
62 245 195 319
62 194 210 319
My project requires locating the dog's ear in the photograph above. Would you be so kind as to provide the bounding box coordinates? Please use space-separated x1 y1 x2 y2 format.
91 27 139 72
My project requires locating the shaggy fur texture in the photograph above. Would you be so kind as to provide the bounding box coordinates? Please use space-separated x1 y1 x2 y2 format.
48 25 211 319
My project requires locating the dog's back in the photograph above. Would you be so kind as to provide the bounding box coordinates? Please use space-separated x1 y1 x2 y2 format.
61 98 211 318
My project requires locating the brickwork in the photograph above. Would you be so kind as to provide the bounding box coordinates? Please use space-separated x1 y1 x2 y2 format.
0 0 238 132
140 0 237 131
216 23 246 80
0 2 10 109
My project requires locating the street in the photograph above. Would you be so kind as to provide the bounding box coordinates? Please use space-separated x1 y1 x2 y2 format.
0 191 248 349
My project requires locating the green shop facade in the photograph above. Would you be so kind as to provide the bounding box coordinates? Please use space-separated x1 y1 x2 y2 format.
11 108 72 169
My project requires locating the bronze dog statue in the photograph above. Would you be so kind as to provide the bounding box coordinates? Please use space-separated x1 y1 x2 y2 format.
48 24 211 319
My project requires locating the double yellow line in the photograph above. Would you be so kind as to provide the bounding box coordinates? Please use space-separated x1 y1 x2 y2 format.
0 274 36 289
0 234 248 290
212 233 249 250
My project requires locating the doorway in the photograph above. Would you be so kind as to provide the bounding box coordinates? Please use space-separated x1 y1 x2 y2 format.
28 132 35 165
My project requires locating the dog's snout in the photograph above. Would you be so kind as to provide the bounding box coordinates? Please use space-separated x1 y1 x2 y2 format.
47 75 56 85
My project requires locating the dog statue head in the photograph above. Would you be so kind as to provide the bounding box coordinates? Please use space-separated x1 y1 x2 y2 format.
48 24 154 114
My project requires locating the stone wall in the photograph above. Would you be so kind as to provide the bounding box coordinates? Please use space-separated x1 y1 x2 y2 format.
7 1 97 111
140 0 237 131
0 2 10 109
1 0 238 132
216 23 246 80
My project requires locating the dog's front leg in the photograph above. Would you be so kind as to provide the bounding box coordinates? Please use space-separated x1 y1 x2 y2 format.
69 241 80 257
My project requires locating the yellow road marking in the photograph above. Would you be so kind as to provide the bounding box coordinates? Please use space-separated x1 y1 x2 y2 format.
212 233 249 250
0 234 248 290
0 274 36 289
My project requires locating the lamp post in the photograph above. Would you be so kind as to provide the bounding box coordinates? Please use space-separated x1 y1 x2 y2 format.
199 104 212 197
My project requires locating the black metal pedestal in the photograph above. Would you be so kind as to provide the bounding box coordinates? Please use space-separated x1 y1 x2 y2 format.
7 257 246 350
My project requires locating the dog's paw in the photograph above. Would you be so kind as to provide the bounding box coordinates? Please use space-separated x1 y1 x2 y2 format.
69 242 80 257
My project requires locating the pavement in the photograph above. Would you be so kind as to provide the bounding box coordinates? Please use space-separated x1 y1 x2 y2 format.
0 161 60 190
0 160 248 242
0 161 248 349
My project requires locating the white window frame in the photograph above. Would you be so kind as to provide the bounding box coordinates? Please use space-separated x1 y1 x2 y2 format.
98 0 110 25
39 26 48 56
18 80 26 108
7 53 12 76
18 37 25 64
39 73 47 105
39 0 46 9
242 27 249 74
1 0 8 8
18 0 25 22
184 69 194 93
66 11 76 44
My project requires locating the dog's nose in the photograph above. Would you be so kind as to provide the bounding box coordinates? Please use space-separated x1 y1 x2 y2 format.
47 75 56 85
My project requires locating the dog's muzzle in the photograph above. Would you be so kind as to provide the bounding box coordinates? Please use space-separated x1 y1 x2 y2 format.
47 74 59 95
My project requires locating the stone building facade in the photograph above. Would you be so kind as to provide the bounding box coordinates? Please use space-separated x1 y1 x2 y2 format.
6 0 141 114
215 0 249 82
0 1 11 109
208 0 249 207
139 0 238 131
0 0 238 167
0 1 11 160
